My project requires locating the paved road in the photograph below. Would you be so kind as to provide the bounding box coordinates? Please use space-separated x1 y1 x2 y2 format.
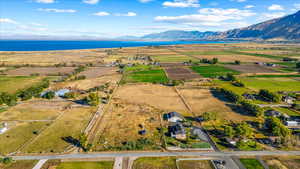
32 159 48 169
113 157 123 169
10 151 300 161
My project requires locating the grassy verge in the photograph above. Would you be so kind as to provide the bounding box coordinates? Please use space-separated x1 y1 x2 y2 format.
56 161 114 169
0 75 43 94
133 157 177 169
0 160 38 169
240 159 264 169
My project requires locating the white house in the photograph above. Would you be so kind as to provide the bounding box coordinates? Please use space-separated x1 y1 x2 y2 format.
164 112 184 123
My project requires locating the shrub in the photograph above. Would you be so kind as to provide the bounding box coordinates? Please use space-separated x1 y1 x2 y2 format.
259 89 280 102
216 88 242 103
203 112 217 121
240 100 262 117
42 91 55 99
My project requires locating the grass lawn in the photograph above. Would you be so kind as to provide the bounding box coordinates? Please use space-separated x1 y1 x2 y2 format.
179 160 213 169
133 157 177 169
0 160 38 169
274 107 300 116
123 66 168 84
23 107 94 153
240 159 264 169
213 80 249 95
240 77 300 92
0 75 43 94
191 65 239 78
56 161 114 169
0 122 48 155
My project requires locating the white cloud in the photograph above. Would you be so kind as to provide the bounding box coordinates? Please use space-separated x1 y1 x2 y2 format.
38 8 77 13
245 5 254 9
261 12 286 20
268 4 284 11
163 0 200 8
230 0 247 2
155 8 255 29
138 0 154 3
294 4 300 9
83 0 100 4
115 12 137 17
93 12 110 16
35 0 55 3
0 18 17 24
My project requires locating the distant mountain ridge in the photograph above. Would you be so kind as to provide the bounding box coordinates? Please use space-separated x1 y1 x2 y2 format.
140 10 300 41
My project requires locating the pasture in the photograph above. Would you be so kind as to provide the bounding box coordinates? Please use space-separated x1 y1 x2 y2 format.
133 157 177 169
78 67 118 79
3 67 75 76
56 161 114 169
0 76 43 94
122 66 168 84
191 65 239 78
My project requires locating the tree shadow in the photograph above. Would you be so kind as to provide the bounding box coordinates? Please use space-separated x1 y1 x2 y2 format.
62 136 81 148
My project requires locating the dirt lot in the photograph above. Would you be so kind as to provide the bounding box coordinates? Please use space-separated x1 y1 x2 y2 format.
224 64 278 73
178 160 213 169
51 74 121 91
115 84 190 116
3 67 75 76
263 156 300 169
93 99 163 151
78 67 118 79
164 67 201 80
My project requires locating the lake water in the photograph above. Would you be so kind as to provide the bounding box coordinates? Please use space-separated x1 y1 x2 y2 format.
0 40 231 51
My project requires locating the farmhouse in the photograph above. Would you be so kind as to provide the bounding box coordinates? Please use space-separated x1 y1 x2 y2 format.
284 116 300 127
282 96 296 104
0 123 8 134
168 123 186 140
265 110 281 117
164 112 184 123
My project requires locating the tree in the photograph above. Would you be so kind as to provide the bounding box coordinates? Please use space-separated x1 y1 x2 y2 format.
296 62 300 68
240 100 263 117
235 60 241 65
85 92 100 106
211 58 218 64
203 112 217 121
0 157 13 164
224 125 234 138
226 73 236 81
259 89 280 102
236 122 253 139
268 117 291 137
42 91 55 99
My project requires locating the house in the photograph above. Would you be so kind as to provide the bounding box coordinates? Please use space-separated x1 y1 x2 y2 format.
265 110 281 117
284 116 300 127
243 93 256 100
55 89 70 97
0 123 8 134
282 96 296 104
225 137 238 146
168 123 186 140
164 112 184 123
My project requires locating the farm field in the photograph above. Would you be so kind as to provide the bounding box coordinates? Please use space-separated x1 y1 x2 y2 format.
92 99 163 151
0 100 70 121
132 157 177 169
0 76 43 94
115 84 190 116
56 161 114 169
191 65 239 78
178 160 213 169
122 66 168 84
3 67 75 76
224 64 278 73
78 67 118 79
150 54 198 63
23 106 95 153
0 121 49 154
164 67 201 80
240 77 300 92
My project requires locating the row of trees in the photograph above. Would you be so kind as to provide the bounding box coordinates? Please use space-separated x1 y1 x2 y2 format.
259 89 280 102
223 122 254 139
200 58 218 64
17 80 50 101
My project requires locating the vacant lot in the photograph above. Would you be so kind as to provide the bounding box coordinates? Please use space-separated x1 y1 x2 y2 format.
0 100 70 121
191 65 239 78
263 156 300 169
0 122 49 154
93 100 163 151
178 160 213 169
78 67 118 79
240 77 300 92
0 75 43 94
0 160 38 169
115 84 190 115
133 157 177 169
164 67 201 80
23 107 95 153
224 64 278 73
56 161 114 169
3 67 75 76
52 74 121 91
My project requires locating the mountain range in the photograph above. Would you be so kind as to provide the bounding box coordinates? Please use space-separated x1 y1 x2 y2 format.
140 10 300 41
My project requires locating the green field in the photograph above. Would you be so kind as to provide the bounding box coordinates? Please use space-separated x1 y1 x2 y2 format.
56 161 114 169
240 159 264 169
240 77 300 92
0 76 43 94
213 80 249 95
248 74 300 78
123 66 168 83
191 65 239 78
274 107 300 116
0 160 38 169
133 157 177 169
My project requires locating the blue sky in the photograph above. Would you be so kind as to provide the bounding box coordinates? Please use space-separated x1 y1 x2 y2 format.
0 0 300 39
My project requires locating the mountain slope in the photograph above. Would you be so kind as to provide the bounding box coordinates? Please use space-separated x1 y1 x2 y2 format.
221 10 300 40
141 30 220 40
